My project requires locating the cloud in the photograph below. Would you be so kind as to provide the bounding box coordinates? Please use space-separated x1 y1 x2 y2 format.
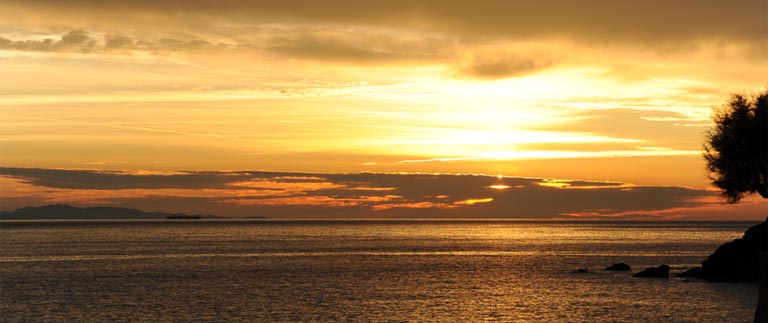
103 34 135 49
0 167 716 219
531 108 711 151
0 28 452 64
1 0 764 70
0 30 98 52
262 31 453 63
0 167 258 189
0 30 220 54
458 53 554 79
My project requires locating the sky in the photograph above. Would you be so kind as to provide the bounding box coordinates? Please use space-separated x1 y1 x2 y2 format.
1 0 767 219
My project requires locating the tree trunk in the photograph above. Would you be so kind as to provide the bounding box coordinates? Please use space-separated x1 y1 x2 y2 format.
758 249 766 323
757 217 768 323
760 99 768 323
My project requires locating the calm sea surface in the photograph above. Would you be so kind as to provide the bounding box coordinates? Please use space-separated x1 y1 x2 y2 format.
0 220 760 322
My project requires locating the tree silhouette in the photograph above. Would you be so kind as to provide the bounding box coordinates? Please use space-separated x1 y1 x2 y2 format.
704 91 768 202
704 89 767 323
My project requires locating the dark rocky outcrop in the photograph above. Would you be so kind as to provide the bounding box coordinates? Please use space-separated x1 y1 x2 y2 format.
684 220 766 282
605 263 631 271
633 265 670 278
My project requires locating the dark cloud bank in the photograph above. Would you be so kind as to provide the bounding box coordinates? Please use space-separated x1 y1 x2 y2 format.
0 167 715 219
4 0 766 42
3 0 766 75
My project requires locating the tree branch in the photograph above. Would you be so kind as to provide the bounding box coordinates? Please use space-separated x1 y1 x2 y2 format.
758 186 768 199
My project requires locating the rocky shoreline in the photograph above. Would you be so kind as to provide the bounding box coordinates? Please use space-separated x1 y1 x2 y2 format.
679 220 766 282
590 219 766 281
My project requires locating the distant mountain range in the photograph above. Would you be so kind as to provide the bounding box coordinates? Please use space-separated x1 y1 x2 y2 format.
0 204 222 219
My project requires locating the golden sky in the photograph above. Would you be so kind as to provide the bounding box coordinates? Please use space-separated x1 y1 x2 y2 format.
1 1 767 219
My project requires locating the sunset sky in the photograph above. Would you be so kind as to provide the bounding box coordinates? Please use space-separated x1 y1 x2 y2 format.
1 0 767 219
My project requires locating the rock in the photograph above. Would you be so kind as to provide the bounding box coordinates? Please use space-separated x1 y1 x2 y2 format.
575 268 589 274
633 265 670 278
676 266 704 278
605 263 631 271
687 220 766 282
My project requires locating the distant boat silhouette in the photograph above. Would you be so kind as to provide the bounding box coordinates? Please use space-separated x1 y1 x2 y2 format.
166 214 202 219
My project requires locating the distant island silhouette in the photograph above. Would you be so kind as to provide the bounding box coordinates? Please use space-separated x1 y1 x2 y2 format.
0 204 223 220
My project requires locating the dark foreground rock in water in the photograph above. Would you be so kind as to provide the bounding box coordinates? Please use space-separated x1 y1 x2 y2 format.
686 220 766 282
633 265 670 278
676 266 704 278
605 263 631 271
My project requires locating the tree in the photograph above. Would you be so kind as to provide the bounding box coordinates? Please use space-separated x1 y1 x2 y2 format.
704 89 767 323
704 91 768 202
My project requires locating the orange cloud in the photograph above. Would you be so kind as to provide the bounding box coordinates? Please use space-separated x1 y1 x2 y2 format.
454 198 493 205
371 202 455 211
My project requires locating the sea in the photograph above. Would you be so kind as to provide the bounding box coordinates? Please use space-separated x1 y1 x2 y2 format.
0 219 760 322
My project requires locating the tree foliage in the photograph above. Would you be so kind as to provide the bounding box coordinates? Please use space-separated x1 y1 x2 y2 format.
704 90 768 203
